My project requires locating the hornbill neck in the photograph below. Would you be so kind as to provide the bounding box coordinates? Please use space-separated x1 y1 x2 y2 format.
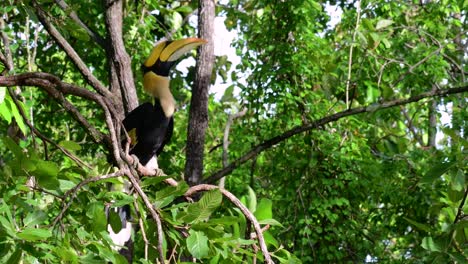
143 72 175 118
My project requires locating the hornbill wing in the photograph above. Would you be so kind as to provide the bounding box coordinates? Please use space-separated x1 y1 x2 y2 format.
123 101 172 166
122 102 153 148
157 117 173 156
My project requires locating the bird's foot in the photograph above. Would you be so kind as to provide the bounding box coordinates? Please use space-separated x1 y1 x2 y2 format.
154 168 166 177
139 166 157 176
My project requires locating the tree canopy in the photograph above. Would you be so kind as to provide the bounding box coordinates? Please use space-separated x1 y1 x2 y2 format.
0 0 467 263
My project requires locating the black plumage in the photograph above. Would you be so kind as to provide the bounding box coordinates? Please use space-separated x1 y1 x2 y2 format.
123 101 173 166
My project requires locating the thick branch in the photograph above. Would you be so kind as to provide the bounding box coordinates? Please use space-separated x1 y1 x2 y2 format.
185 184 273 264
32 0 112 98
204 86 468 183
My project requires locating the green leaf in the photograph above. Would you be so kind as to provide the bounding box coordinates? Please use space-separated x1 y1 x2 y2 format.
421 236 442 252
450 170 465 191
108 209 122 233
34 160 60 189
87 202 106 233
23 210 47 227
105 192 135 207
421 161 455 184
141 175 172 187
258 218 283 227
186 230 209 259
0 215 16 238
59 140 82 151
17 227 52 241
376 19 393 30
5 249 22 264
247 186 257 213
254 198 272 221
2 136 24 159
403 217 432 232
181 189 222 223
0 87 5 104
0 98 12 123
7 98 27 135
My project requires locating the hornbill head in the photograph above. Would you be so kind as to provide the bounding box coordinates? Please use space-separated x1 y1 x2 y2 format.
142 38 207 98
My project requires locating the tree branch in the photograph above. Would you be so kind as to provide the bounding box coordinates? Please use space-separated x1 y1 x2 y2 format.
54 0 107 48
0 17 13 71
123 170 165 263
185 184 273 264
454 186 468 224
7 87 92 169
204 85 468 183
32 0 112 98
220 107 247 188
0 73 105 143
52 170 125 227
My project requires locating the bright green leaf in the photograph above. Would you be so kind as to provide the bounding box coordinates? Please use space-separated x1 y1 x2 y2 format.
186 230 209 259
17 227 52 241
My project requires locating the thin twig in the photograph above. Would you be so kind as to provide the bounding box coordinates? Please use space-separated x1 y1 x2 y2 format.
220 108 247 188
185 184 273 264
52 170 126 227
32 0 111 97
134 200 149 260
7 87 92 169
123 170 166 264
345 0 361 109
454 187 468 224
54 0 107 47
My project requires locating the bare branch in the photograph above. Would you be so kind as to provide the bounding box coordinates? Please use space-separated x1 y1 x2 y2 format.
32 0 112 98
54 0 107 47
52 170 126 227
220 107 247 188
0 17 14 71
204 85 468 183
123 170 165 263
0 73 105 143
185 184 274 264
345 0 361 109
454 187 468 224
7 87 92 170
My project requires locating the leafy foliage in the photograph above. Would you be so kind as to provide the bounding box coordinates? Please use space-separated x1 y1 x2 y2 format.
0 0 467 263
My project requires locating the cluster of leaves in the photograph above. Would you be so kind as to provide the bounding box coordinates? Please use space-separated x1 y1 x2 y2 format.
0 132 294 263
1 0 467 263
222 0 467 262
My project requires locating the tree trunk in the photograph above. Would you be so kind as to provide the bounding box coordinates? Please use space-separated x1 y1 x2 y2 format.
184 0 215 186
104 0 138 117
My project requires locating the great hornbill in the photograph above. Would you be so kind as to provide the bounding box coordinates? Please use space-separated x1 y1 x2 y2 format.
107 38 206 261
123 37 207 174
